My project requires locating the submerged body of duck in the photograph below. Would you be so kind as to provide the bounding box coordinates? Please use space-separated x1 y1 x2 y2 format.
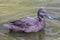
4 9 53 32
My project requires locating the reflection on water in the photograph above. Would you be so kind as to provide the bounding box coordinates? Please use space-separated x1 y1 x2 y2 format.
8 30 45 40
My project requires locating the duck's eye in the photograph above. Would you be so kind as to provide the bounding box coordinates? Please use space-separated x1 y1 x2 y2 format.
42 11 45 13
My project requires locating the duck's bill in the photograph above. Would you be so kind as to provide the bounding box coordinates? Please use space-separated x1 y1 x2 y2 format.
47 16 57 20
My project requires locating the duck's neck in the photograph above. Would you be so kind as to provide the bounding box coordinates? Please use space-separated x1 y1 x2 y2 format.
38 15 44 21
37 12 45 21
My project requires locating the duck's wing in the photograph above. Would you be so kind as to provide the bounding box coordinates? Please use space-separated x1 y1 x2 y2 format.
10 17 39 27
10 20 25 26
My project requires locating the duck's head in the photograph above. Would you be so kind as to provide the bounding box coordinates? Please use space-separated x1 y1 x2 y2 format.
37 8 52 21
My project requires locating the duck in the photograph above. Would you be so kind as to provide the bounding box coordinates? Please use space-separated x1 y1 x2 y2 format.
4 9 53 32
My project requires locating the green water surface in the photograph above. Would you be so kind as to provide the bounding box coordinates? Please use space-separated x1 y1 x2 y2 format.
0 0 60 40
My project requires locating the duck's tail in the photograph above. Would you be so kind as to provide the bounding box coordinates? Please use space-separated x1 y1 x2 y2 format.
3 23 26 32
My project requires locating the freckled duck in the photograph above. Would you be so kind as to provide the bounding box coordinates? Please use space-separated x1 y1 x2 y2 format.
4 9 54 32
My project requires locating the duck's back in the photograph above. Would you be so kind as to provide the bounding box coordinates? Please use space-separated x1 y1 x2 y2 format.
20 17 38 25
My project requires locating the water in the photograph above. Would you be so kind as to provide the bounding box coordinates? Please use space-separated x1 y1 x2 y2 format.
0 0 60 40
